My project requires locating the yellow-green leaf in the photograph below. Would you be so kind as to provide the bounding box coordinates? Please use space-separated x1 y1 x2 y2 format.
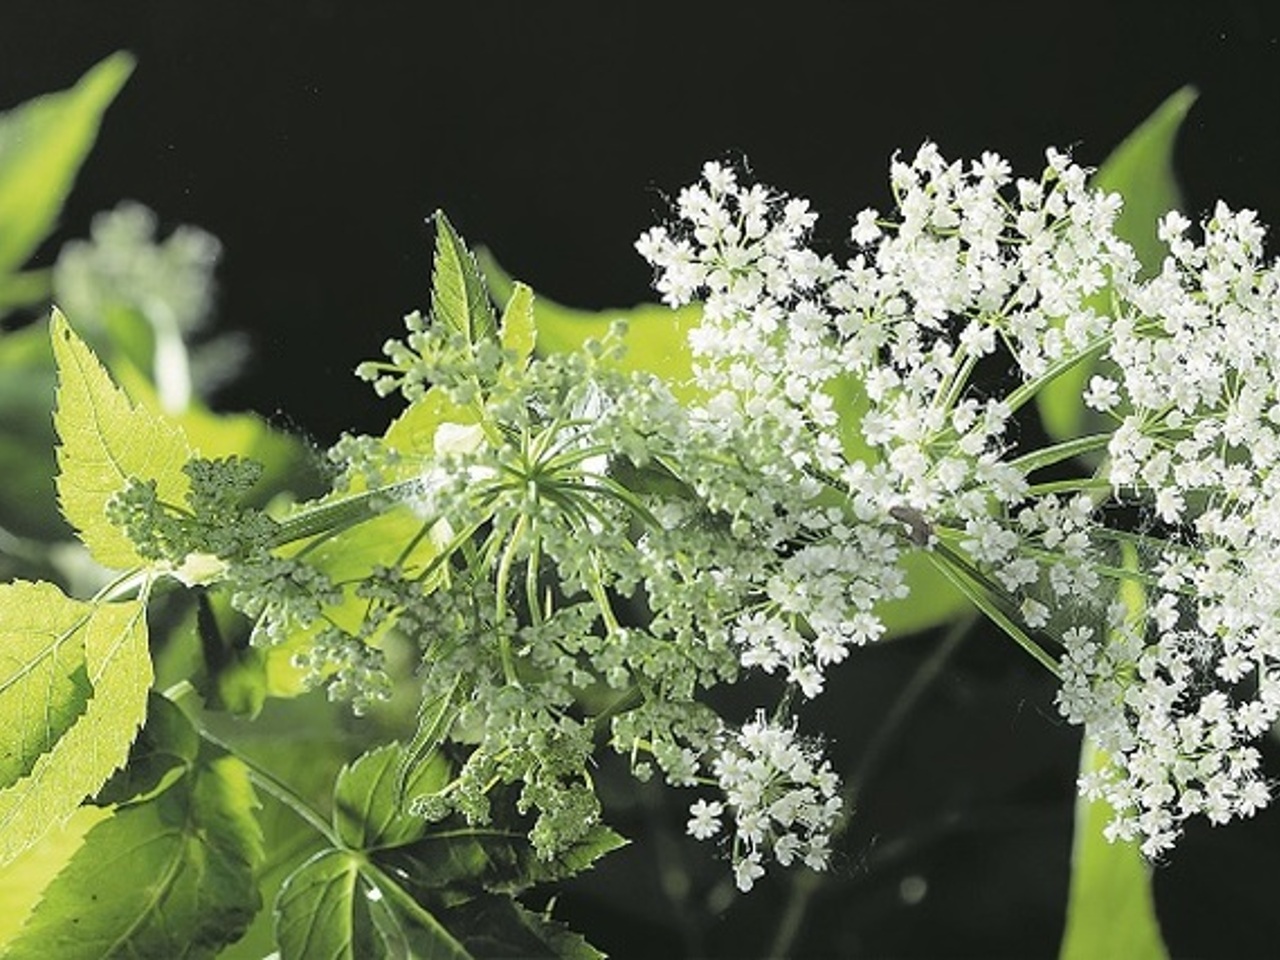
0 53 134 280
51 308 192 570
0 581 151 867
1060 738 1167 960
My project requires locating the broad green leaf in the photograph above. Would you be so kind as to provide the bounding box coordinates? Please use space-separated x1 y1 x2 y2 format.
478 248 700 396
1060 738 1167 960
0 804 109 947
51 308 192 570
433 212 497 348
0 53 134 280
275 848 471 960
7 744 264 959
1037 87 1197 443
333 743 450 850
0 581 151 866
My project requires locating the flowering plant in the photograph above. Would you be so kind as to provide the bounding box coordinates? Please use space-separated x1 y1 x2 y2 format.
0 54 1268 958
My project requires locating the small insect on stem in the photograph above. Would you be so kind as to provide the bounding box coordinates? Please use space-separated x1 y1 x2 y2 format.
889 504 934 547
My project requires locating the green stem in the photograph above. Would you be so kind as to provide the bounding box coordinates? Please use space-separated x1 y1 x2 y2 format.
269 478 423 547
927 543 1062 678
1009 433 1114 475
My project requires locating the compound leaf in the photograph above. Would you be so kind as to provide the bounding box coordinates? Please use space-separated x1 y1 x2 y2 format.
51 307 191 570
7 743 264 959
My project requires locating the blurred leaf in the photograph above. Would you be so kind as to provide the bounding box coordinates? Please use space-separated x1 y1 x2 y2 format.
1060 543 1166 960
1037 86 1197 444
51 308 192 571
0 52 134 283
7 745 264 959
0 269 52 316
0 581 150 867
1060 738 1167 960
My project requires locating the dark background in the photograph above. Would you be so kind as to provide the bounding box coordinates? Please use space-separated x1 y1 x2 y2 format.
5 3 1280 957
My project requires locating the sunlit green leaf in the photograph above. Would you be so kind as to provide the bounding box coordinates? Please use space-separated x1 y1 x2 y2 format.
0 581 150 866
51 308 192 570
1060 738 1167 960
499 280 537 367
1037 87 1197 444
1060 543 1166 960
0 804 109 947
7 740 264 959
94 692 198 806
0 53 134 281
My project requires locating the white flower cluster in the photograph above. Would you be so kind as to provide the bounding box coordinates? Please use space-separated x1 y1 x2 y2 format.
1060 203 1280 855
686 713 842 891
642 146 1280 861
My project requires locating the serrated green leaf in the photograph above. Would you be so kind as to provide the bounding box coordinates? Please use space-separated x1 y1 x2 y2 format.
377 819 627 900
498 281 537 366
94 692 198 807
1037 87 1197 444
333 743 450 850
0 53 133 280
0 581 151 867
7 745 264 960
432 212 497 349
275 848 471 960
51 308 192 570
0 804 110 947
440 896 605 960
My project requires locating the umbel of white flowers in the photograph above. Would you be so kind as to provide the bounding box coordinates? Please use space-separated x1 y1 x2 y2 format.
638 148 1279 861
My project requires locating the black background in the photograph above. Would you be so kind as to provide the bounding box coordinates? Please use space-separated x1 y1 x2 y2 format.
6 3 1280 957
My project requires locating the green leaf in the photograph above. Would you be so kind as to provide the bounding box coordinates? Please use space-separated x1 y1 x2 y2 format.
0 53 134 280
7 742 265 959
94 692 199 807
0 580 151 866
1060 738 1167 960
1060 543 1166 959
477 247 701 397
51 307 192 570
377 818 627 900
439 896 604 960
498 280 537 366
333 743 450 850
1037 87 1198 444
275 848 472 960
432 212 497 349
